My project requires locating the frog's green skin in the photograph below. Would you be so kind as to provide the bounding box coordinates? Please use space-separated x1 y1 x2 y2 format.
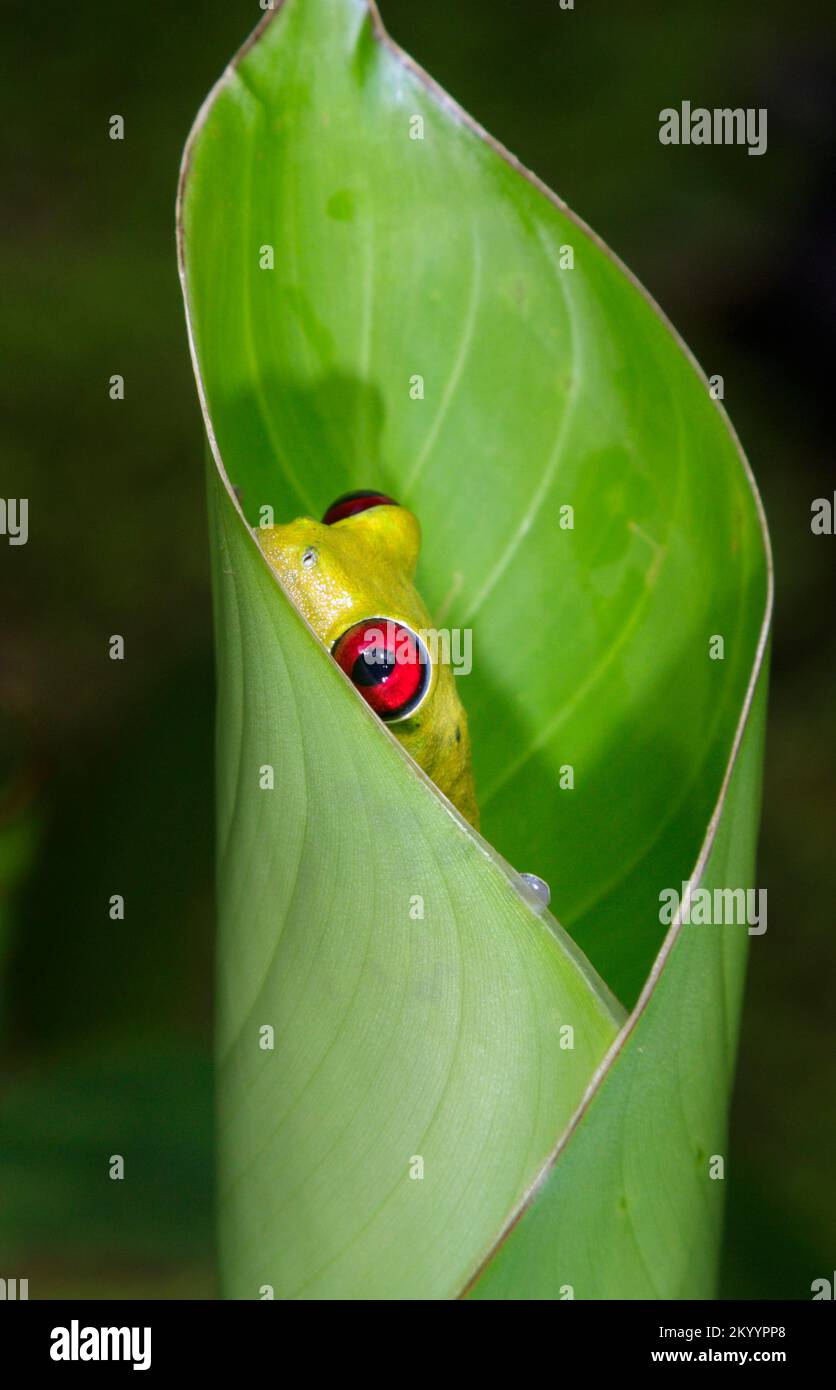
259 503 479 827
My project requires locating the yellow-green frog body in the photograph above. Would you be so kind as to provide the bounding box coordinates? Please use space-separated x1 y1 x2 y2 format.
259 492 478 828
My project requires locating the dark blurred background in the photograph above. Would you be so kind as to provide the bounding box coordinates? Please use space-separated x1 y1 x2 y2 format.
1 0 833 1298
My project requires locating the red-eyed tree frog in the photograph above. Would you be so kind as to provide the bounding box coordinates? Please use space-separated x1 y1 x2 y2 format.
259 490 479 828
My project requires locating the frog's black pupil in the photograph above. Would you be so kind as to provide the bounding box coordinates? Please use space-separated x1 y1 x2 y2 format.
352 647 395 687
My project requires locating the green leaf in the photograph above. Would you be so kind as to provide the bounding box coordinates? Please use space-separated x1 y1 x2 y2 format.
468 662 769 1298
205 466 622 1300
178 0 771 1298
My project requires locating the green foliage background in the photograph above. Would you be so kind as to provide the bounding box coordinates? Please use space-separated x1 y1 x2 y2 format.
1 0 833 1297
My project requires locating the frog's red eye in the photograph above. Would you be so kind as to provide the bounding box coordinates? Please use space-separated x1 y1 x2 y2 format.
332 619 429 722
322 490 397 525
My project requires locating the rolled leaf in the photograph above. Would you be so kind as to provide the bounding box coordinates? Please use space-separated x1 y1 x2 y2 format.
178 0 772 1299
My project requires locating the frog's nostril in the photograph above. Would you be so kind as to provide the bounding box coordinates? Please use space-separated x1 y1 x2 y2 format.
322 490 397 525
301 546 318 569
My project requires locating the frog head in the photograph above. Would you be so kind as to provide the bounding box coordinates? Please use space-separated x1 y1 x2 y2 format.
258 490 479 826
259 491 434 722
